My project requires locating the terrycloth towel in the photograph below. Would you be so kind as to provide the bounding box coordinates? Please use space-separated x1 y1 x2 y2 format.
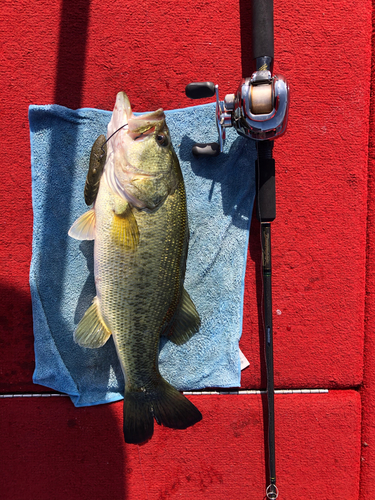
29 102 256 407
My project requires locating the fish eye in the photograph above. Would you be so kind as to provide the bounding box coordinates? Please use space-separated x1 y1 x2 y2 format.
156 134 169 147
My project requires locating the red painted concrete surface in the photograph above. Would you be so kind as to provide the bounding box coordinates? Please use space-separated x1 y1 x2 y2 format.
0 392 362 500
360 3 375 497
0 0 372 498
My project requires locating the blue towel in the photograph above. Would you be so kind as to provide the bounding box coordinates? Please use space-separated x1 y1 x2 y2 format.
29 102 256 407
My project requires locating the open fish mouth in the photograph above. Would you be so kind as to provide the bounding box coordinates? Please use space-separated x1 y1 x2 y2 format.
107 91 165 139
127 110 166 141
127 109 165 130
128 126 156 142
103 92 173 210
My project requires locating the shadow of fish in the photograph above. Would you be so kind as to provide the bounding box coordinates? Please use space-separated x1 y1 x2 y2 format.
69 91 202 443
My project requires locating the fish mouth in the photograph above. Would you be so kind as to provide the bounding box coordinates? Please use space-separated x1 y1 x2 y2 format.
128 126 156 142
127 111 165 139
107 92 166 147
109 91 165 136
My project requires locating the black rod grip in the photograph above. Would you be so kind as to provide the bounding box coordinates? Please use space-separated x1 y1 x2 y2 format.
185 82 215 99
256 158 276 222
252 0 274 60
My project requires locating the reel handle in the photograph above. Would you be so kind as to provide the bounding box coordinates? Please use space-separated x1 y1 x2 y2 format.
192 143 220 157
185 82 215 99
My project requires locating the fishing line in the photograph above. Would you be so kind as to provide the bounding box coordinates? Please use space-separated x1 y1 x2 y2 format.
100 123 128 157
100 122 148 158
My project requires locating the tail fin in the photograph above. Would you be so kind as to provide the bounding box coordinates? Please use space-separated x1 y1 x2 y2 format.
123 378 202 444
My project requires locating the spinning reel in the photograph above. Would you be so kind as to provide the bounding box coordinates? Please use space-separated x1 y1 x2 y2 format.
185 69 289 156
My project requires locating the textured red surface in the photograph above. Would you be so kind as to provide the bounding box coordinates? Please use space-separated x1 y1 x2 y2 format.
0 392 361 500
360 3 375 497
0 0 372 498
0 0 370 392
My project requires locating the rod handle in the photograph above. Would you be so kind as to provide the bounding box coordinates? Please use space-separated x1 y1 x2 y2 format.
252 0 274 60
256 158 276 222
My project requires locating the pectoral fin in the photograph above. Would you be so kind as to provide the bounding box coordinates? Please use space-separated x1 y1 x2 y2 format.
68 209 96 240
74 297 112 348
163 288 201 345
111 205 139 250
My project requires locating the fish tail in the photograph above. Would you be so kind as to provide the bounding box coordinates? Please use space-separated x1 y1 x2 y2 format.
123 378 202 444
123 390 155 444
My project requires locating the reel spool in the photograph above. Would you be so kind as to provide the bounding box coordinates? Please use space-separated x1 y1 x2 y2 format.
185 71 289 156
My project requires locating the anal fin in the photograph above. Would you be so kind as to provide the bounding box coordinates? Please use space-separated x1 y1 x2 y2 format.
74 297 111 348
163 288 201 345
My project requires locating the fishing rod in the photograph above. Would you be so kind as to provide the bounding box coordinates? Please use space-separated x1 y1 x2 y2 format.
185 1 288 498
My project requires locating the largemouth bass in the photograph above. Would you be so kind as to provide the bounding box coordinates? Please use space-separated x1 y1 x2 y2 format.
69 91 202 443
